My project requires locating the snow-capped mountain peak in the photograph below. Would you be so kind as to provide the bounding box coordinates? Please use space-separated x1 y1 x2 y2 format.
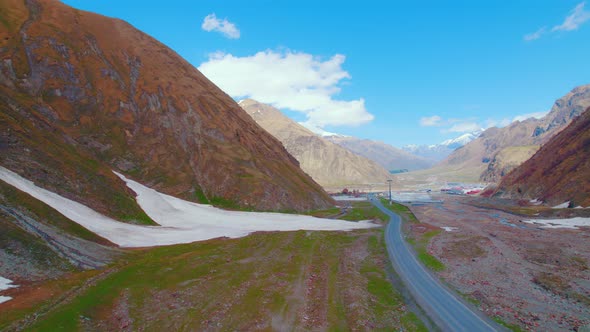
439 130 483 148
401 130 483 161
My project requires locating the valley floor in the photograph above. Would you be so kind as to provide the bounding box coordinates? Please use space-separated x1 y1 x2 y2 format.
0 167 429 330
0 228 425 331
404 194 590 331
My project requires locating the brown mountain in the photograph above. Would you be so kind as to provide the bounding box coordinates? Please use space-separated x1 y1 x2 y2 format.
325 136 434 172
480 145 540 183
240 99 393 187
433 84 590 182
494 108 590 207
0 0 333 214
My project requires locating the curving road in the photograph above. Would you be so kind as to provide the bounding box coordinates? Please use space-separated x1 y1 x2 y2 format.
371 198 502 332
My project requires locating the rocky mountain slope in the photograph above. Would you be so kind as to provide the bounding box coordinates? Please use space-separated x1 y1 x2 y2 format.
494 107 590 207
0 179 121 281
0 0 333 215
433 85 590 182
480 146 540 183
240 99 393 186
325 136 434 172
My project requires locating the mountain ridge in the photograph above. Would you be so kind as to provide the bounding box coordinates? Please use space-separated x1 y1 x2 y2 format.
431 84 590 182
240 99 393 186
493 107 590 207
0 0 333 214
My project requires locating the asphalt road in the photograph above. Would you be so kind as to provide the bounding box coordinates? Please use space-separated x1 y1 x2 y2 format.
371 198 502 332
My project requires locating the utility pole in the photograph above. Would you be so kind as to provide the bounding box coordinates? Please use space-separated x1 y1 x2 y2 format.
387 179 393 204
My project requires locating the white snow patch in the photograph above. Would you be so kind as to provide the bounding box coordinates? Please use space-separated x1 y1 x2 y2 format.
0 166 377 248
440 130 483 147
552 201 570 209
332 196 367 201
441 227 458 232
529 199 543 206
522 217 590 229
0 276 17 304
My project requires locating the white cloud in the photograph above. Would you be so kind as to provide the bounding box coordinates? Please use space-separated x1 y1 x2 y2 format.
202 14 240 39
485 118 511 128
420 116 483 133
526 2 590 41
552 2 590 31
199 50 373 128
512 110 549 122
524 27 546 41
420 115 442 126
446 122 482 133
422 110 549 135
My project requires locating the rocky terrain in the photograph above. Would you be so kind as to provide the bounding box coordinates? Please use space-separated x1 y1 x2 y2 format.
325 136 434 172
240 99 393 187
480 145 540 183
406 195 590 331
0 180 122 282
494 107 590 207
0 0 333 215
432 84 590 183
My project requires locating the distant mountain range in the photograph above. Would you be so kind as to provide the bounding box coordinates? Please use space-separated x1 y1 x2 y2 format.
402 130 482 162
240 99 393 187
294 124 483 173
324 136 435 172
433 84 590 183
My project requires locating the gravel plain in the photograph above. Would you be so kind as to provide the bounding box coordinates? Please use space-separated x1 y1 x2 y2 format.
408 194 590 331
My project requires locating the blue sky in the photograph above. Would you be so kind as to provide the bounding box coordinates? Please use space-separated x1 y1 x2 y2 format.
62 0 590 146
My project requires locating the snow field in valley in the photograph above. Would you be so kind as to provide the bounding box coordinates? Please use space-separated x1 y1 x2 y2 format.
0 276 17 304
0 167 377 248
522 217 590 229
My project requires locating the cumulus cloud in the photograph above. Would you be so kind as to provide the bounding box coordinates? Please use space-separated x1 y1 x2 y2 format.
525 2 589 41
552 2 590 31
199 50 373 128
524 27 546 41
420 115 442 126
202 14 240 39
420 116 482 133
427 109 549 134
512 110 549 122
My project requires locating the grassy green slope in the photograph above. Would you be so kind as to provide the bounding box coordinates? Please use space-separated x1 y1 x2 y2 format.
2 229 425 331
